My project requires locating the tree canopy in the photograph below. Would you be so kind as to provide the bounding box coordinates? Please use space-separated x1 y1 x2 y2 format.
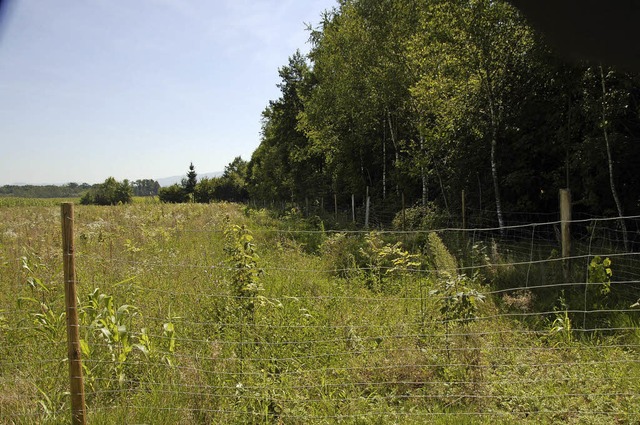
80 177 133 206
244 0 640 226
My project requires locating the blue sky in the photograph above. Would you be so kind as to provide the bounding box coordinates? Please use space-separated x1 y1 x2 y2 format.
0 0 336 185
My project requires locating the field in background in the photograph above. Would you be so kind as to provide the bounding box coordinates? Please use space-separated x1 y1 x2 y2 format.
1 200 639 424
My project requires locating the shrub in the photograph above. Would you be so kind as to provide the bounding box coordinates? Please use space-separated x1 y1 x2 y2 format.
359 232 420 293
425 232 458 277
158 184 188 203
320 232 364 278
392 202 444 231
80 177 132 205
193 177 219 203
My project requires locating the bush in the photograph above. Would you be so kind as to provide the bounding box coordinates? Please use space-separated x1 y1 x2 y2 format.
193 178 219 203
80 177 132 205
158 184 189 203
320 232 364 278
392 203 444 231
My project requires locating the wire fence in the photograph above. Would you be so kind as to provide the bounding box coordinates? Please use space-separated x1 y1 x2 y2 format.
1 202 640 423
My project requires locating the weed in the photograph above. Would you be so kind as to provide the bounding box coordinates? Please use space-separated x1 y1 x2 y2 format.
223 216 264 322
359 232 420 293
549 294 573 344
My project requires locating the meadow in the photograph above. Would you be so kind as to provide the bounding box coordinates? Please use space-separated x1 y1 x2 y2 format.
1 199 639 424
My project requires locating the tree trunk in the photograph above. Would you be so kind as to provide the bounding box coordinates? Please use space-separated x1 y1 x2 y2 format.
387 110 401 196
490 126 505 233
483 67 505 233
420 135 427 207
435 165 450 218
382 117 387 200
599 65 628 250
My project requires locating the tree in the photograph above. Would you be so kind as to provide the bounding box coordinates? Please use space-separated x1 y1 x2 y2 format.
158 184 188 203
248 52 326 203
244 0 640 225
160 163 196 203
193 177 219 203
407 0 534 229
218 157 249 202
132 179 160 196
80 177 132 205
183 162 197 198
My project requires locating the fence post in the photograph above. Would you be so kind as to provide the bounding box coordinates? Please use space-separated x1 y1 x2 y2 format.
61 203 86 425
351 194 355 224
559 189 572 281
334 193 338 221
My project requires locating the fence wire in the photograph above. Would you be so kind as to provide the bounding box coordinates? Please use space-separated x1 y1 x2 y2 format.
1 203 639 423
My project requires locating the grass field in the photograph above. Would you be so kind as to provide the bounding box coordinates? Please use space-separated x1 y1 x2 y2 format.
1 200 639 424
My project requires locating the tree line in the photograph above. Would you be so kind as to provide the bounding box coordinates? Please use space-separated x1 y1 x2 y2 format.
14 0 640 228
157 159 248 204
244 0 640 227
0 179 160 201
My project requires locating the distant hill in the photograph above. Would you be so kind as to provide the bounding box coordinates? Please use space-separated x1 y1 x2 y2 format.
157 172 222 187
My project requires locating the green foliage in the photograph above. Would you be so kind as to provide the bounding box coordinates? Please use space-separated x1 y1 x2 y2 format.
359 232 420 293
320 232 363 278
248 52 325 202
158 183 188 203
193 177 219 203
4 199 640 423
549 294 573 344
243 0 640 223
80 177 133 205
131 179 160 197
588 256 613 295
79 288 178 389
195 157 249 203
183 162 198 196
18 254 64 343
165 158 250 204
392 203 444 231
426 232 458 277
223 217 264 321
0 182 91 198
80 288 140 387
431 274 485 327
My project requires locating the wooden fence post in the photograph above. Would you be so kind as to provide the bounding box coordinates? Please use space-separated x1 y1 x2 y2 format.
62 203 86 425
351 194 355 224
560 189 572 281
334 193 338 221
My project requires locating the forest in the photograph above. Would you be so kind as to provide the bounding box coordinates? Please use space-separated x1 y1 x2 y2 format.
246 0 640 229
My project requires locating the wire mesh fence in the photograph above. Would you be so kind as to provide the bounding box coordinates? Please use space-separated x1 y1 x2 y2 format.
1 201 640 423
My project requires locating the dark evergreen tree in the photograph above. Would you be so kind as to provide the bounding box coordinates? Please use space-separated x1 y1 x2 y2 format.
183 162 198 196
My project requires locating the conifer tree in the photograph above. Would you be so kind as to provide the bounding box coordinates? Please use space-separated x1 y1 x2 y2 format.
184 162 197 196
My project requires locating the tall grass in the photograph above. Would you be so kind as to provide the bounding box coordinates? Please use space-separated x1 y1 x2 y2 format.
0 202 639 424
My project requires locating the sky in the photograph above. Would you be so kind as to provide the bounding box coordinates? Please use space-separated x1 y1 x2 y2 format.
0 0 336 185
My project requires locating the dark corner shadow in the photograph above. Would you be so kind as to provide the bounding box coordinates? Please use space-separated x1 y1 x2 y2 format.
508 0 640 71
